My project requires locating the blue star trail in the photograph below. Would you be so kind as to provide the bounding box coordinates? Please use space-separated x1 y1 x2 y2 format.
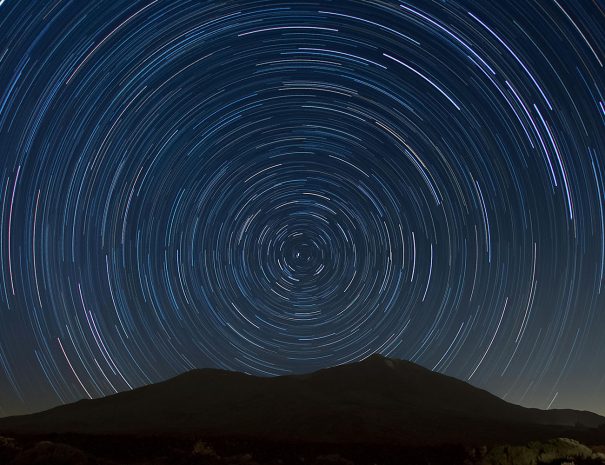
0 0 604 417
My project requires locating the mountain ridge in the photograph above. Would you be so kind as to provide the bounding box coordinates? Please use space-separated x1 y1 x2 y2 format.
0 354 602 446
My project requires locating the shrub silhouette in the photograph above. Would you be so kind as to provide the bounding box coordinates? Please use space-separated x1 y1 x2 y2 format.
0 436 20 463
474 438 605 465
10 441 89 465
193 440 219 458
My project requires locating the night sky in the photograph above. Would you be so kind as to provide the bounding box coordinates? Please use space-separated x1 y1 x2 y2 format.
0 0 604 418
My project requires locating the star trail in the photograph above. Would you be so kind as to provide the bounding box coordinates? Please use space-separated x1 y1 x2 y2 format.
0 0 604 417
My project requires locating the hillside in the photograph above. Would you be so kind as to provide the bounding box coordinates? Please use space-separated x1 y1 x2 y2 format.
0 355 602 446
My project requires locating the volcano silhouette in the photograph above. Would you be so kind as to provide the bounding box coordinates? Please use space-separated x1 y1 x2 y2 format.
1 355 602 445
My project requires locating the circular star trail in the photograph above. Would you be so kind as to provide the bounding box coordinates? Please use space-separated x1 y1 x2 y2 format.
0 0 604 416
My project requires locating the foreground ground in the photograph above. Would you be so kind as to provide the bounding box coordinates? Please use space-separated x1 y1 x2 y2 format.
1 434 605 465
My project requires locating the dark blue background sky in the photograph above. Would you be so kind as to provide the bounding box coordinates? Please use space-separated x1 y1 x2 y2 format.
0 0 604 417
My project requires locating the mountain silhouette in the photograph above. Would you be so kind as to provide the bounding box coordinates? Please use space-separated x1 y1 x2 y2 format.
0 355 603 445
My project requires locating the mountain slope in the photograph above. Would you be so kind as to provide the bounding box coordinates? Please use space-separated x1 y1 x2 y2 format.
0 355 602 445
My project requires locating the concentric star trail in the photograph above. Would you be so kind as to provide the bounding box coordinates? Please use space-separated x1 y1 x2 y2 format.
0 0 603 417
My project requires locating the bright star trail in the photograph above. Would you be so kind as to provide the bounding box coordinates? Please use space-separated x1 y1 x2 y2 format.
0 0 603 417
